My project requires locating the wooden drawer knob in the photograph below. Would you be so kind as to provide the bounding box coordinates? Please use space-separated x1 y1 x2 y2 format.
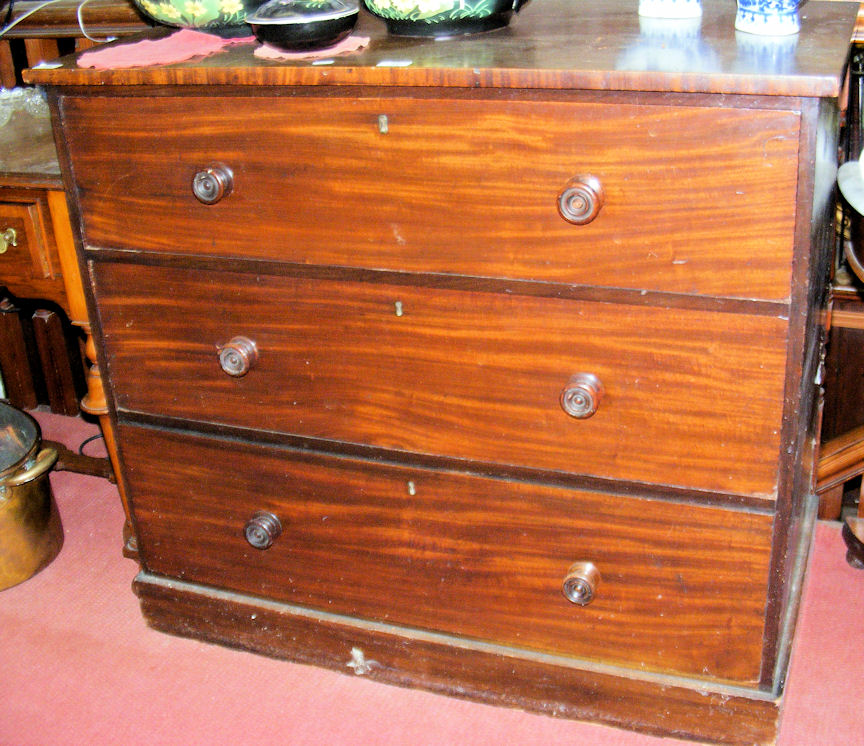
560 373 604 418
562 561 600 606
557 175 604 225
244 511 282 550
192 164 233 204
217 336 257 377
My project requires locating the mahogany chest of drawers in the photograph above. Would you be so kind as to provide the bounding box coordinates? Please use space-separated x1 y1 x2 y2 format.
29 1 858 742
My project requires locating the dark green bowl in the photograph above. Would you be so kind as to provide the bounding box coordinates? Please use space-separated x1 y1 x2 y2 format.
248 0 359 50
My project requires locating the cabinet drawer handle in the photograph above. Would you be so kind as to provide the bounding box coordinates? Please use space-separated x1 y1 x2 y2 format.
217 336 257 377
557 175 604 225
560 373 604 419
562 561 600 606
0 227 17 254
244 511 282 550
192 164 233 204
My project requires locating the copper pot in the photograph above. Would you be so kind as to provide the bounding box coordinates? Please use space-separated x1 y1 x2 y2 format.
0 404 61 591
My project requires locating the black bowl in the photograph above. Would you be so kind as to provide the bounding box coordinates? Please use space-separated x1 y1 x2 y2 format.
248 0 359 51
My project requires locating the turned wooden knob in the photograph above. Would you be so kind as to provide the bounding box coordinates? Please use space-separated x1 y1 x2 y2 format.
562 561 600 605
218 336 257 377
557 175 604 225
560 373 604 419
244 511 282 550
192 164 233 204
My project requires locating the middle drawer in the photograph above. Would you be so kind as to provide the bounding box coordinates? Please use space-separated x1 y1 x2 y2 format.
93 261 788 498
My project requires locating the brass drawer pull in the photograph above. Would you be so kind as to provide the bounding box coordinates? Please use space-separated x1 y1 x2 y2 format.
557 175 604 225
192 164 233 204
244 511 282 550
0 227 17 254
217 336 258 377
560 373 604 419
562 561 600 606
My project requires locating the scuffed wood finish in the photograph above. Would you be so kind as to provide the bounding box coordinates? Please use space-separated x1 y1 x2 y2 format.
24 1 857 98
120 423 774 684
36 0 857 741
94 261 788 498
134 573 782 746
63 94 801 300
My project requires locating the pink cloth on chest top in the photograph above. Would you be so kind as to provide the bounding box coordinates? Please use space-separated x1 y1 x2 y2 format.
77 29 254 69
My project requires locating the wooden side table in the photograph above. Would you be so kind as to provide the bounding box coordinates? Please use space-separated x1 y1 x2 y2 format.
0 92 132 549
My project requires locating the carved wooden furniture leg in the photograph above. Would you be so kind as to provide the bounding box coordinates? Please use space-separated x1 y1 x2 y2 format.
32 308 81 416
0 296 38 409
46 191 136 556
842 516 864 569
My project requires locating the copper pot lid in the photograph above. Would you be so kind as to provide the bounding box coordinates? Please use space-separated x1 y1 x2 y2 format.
0 403 40 480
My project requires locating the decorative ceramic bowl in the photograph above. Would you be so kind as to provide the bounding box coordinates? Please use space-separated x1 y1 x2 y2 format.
362 0 530 37
638 0 700 19
248 0 359 49
133 0 266 33
735 0 800 36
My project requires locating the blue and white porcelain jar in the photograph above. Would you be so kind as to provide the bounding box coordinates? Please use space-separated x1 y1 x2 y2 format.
735 0 800 36
638 0 701 19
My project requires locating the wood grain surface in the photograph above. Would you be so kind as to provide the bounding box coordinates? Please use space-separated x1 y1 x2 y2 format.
120 423 773 684
135 571 783 745
25 0 857 98
94 261 789 498
62 93 802 300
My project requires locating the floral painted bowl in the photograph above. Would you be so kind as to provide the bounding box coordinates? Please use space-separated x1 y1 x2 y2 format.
133 0 267 33
363 0 530 37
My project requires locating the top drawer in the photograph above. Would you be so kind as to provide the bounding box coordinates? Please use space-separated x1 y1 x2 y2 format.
61 94 800 300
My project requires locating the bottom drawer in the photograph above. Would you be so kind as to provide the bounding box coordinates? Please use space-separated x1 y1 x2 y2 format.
119 423 773 685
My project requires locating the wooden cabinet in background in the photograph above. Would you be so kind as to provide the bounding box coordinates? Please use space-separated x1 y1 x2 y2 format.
0 96 124 515
0 99 77 409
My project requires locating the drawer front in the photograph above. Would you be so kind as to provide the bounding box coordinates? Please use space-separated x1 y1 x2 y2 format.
0 202 51 286
120 424 773 684
94 262 788 498
63 94 800 300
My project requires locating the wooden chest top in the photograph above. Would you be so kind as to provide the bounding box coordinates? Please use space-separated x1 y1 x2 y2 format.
25 0 857 96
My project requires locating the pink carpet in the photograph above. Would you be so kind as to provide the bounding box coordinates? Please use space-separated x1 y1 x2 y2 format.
2 411 862 745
